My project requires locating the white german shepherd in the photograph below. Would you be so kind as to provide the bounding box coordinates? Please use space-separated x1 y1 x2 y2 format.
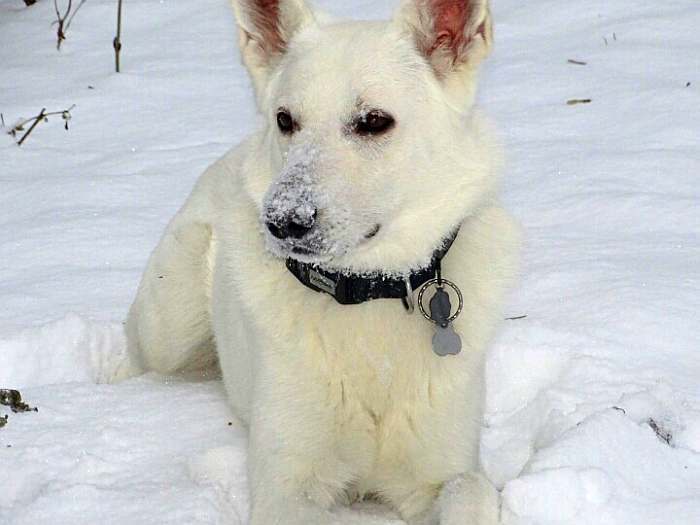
123 1 519 523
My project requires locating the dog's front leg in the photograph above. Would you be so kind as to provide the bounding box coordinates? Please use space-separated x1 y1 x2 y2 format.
246 368 354 525
247 423 351 525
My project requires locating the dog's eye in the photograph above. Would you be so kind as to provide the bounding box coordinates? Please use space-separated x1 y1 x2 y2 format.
276 109 296 135
355 110 395 136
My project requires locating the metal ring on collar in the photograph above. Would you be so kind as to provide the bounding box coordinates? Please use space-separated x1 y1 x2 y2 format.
417 278 464 324
401 278 415 313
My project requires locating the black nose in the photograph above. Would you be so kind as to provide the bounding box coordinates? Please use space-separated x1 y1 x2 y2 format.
266 211 316 240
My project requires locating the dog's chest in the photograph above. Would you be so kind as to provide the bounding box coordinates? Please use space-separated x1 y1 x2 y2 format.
243 257 458 403
214 219 471 416
214 226 478 484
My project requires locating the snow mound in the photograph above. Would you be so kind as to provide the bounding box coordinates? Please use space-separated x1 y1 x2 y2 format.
483 324 700 524
0 314 127 389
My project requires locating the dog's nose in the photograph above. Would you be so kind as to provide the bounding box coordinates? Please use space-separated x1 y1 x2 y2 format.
266 210 316 240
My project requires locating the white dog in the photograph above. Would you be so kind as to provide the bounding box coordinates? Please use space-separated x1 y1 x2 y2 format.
123 1 519 523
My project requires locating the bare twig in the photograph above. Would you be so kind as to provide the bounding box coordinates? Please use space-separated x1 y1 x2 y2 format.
0 113 4 128
53 0 73 50
64 0 87 33
8 105 75 146
11 107 72 131
505 315 528 321
567 59 587 66
17 108 46 145
114 0 123 72
567 98 592 106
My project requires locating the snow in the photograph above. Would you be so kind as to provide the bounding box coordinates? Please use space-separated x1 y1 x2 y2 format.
1 1 699 524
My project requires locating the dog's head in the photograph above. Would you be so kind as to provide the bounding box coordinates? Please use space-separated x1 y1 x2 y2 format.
234 0 498 273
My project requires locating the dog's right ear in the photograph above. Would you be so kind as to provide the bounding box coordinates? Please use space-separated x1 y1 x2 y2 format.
232 0 316 97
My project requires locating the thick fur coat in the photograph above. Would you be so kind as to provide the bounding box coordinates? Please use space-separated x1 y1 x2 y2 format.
121 1 520 523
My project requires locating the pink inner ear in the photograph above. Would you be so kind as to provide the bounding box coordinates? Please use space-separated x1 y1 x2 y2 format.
428 0 471 56
247 0 285 54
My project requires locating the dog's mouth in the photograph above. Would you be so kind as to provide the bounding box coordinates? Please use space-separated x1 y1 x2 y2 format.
267 224 382 263
291 246 317 256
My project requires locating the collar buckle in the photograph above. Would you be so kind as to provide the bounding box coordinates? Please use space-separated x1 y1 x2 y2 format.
308 268 337 296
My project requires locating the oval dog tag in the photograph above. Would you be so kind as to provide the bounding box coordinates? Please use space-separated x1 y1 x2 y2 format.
429 287 452 327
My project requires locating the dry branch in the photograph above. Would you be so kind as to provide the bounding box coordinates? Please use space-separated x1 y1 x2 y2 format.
114 0 123 72
64 0 87 33
53 0 72 49
7 105 75 146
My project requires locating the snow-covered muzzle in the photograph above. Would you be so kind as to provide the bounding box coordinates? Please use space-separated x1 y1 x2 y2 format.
261 142 381 264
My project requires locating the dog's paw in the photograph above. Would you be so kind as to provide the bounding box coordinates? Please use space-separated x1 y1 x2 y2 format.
438 473 499 525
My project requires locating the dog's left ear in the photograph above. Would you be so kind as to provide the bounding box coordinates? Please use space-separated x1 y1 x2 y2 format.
232 0 316 99
395 0 493 78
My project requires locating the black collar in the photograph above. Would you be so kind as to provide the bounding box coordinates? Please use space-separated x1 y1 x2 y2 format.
285 228 459 306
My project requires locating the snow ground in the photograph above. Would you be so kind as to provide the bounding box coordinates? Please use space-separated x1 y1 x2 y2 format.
1 1 699 524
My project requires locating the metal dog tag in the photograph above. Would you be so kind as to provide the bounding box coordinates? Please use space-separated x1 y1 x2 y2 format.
432 324 462 356
429 287 462 356
418 279 464 357
429 287 452 328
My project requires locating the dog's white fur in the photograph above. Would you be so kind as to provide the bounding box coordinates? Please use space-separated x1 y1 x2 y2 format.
121 1 519 523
